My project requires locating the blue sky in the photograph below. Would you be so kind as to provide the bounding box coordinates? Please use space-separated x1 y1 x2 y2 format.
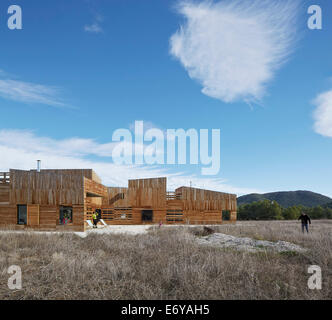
0 0 331 197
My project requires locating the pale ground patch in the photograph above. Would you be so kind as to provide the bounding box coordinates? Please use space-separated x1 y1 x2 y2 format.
76 224 232 238
75 225 154 238
0 225 153 238
0 223 243 238
196 232 307 253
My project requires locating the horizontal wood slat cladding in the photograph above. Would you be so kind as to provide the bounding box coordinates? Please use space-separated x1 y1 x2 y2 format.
0 205 16 226
0 185 10 204
84 178 108 209
84 178 108 197
39 206 57 229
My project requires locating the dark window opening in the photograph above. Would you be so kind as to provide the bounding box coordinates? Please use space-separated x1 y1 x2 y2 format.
95 208 102 220
222 210 230 221
17 205 27 225
142 210 153 222
166 209 184 222
166 218 184 222
59 206 73 225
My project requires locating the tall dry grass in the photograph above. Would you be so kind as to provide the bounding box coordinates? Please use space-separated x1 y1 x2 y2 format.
0 221 331 300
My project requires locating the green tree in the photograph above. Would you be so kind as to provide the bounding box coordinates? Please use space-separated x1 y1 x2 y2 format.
237 200 283 220
283 206 301 220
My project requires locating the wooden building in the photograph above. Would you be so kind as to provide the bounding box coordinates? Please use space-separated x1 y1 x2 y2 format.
0 169 237 231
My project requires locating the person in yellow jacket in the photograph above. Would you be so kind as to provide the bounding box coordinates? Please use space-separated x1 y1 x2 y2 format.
92 211 98 228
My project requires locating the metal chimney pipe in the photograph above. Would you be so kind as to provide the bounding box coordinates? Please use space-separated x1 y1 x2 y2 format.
37 160 41 172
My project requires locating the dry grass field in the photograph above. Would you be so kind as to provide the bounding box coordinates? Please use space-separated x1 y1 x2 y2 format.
0 220 331 300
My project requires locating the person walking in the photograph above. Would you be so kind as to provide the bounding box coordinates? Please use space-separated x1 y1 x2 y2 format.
298 212 311 233
92 211 98 229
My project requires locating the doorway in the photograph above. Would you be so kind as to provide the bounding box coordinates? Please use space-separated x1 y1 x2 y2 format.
17 205 27 225
222 210 230 221
59 206 73 225
142 210 153 222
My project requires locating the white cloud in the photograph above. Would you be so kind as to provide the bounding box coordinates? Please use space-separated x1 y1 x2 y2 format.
313 89 332 138
0 79 68 107
0 129 258 195
84 14 103 33
170 0 300 103
84 23 103 33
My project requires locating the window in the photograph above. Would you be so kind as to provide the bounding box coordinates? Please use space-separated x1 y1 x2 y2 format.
17 205 27 225
222 210 230 221
166 209 184 222
59 206 73 225
142 210 153 222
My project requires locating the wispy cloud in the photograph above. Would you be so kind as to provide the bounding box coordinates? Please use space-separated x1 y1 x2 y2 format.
84 14 103 33
0 129 258 195
84 23 103 33
0 80 66 107
0 73 69 108
313 89 332 138
170 0 300 103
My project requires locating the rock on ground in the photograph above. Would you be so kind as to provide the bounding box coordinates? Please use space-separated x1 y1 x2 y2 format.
196 233 307 253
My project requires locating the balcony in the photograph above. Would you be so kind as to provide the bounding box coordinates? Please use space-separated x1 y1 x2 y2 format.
166 191 182 200
0 172 10 185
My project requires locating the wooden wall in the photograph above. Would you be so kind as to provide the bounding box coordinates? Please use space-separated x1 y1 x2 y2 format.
128 177 166 209
0 205 16 227
39 206 57 230
72 205 85 231
27 205 39 227
103 187 129 206
84 177 108 208
0 169 99 231
0 171 237 230
0 185 9 205
9 169 87 205
176 187 237 210
99 179 237 225
84 177 108 197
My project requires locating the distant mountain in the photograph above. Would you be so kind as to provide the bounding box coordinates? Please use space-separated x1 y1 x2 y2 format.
237 191 332 208
324 202 332 209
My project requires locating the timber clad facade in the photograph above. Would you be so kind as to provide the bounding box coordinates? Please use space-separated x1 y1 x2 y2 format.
0 169 237 231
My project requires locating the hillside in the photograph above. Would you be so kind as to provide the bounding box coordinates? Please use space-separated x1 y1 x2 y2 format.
325 202 332 209
237 191 332 208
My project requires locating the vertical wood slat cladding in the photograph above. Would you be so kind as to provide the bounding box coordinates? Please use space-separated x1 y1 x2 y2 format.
104 187 129 206
73 205 84 229
128 177 166 208
9 169 88 205
175 187 237 215
27 205 39 226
